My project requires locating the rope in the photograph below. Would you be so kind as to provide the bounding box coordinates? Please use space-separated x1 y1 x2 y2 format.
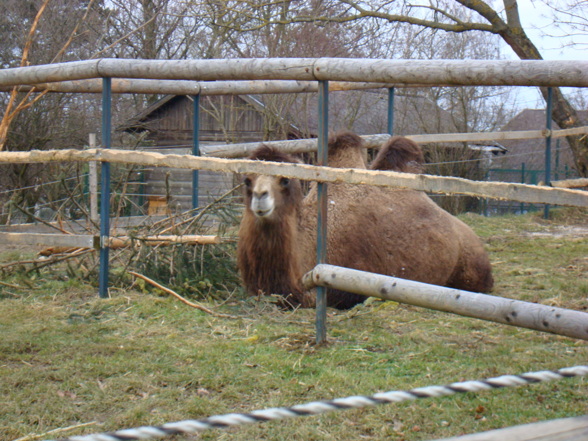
46 365 588 441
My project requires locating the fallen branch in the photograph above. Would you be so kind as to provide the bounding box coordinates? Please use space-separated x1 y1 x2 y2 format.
28 248 95 274
0 248 94 271
128 271 237 319
12 421 97 441
0 280 27 289
109 235 221 248
34 234 230 257
13 204 73 235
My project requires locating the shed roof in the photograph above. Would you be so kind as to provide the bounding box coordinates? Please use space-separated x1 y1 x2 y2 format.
120 89 466 141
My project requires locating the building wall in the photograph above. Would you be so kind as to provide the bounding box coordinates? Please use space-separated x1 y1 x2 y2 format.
133 95 272 214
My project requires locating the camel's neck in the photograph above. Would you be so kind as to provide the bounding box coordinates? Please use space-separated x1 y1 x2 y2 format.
238 213 302 297
329 148 366 169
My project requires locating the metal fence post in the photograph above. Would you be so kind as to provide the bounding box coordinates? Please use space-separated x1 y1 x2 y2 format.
520 162 526 214
192 94 200 209
544 87 553 219
316 80 329 344
555 139 560 181
388 87 395 135
98 77 112 298
88 133 99 224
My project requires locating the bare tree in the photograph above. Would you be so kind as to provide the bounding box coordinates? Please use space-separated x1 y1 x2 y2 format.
541 0 588 49
0 0 104 221
0 0 102 150
94 0 202 59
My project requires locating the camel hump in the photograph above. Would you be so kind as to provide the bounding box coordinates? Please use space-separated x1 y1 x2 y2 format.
328 131 365 153
248 144 298 163
370 136 424 173
326 131 367 168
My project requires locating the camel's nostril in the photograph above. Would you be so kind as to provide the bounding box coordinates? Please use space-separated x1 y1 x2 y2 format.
253 191 269 200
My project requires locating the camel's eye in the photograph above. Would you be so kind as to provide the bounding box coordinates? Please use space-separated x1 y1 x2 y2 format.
280 177 290 187
244 177 252 188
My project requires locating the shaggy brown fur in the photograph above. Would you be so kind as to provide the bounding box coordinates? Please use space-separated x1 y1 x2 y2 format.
370 136 424 173
237 146 305 307
237 131 493 309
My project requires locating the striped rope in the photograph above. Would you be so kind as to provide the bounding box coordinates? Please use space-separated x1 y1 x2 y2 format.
48 365 587 441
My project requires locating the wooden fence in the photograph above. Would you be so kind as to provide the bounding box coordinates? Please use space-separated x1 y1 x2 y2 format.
1 58 587 440
1 58 587 290
1 57 587 323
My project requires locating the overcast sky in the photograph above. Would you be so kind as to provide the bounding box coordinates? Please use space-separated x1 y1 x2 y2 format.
515 0 587 59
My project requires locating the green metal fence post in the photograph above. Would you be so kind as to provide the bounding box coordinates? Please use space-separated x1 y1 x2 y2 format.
520 162 526 214
316 80 329 345
98 77 112 298
192 94 200 209
544 87 553 219
388 87 395 135
555 139 560 182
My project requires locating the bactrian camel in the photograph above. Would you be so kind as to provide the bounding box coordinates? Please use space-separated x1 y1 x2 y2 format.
237 131 493 309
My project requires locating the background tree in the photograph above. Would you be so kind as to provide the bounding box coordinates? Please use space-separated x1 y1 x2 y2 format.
255 0 588 176
0 0 104 220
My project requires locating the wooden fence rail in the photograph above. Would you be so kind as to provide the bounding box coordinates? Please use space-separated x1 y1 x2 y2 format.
436 415 588 441
0 232 221 249
201 128 588 158
0 148 586 207
1 127 585 160
303 264 588 341
0 79 404 95
0 232 96 249
551 178 588 189
2 59 588 87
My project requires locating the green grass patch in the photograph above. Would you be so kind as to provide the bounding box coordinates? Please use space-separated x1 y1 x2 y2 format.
1 208 587 441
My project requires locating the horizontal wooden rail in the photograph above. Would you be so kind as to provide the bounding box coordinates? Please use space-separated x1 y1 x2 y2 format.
303 264 588 341
0 232 96 248
0 79 407 95
0 148 586 207
437 415 588 441
550 178 588 189
3 125 584 160
1 58 588 87
0 232 221 249
203 128 588 158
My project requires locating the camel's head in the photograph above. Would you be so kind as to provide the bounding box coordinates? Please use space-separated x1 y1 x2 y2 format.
243 145 303 223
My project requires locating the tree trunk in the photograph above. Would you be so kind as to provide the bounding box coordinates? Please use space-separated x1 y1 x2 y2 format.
539 86 588 177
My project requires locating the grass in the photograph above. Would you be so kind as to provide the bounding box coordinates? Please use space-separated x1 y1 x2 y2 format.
1 208 587 441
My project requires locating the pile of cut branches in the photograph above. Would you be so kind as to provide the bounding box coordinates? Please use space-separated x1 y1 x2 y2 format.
1 187 244 302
